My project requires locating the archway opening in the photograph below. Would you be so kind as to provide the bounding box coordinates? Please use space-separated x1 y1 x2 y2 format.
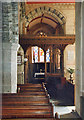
19 3 75 106
17 45 25 84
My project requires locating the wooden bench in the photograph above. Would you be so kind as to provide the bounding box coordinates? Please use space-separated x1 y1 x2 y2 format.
2 102 53 119
1 83 54 119
20 89 45 92
17 83 42 86
2 92 46 96
2 94 47 99
1 111 53 119
2 98 49 103
17 83 50 97
17 84 43 93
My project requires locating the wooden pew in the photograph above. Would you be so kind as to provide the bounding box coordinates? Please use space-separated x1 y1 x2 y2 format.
17 83 42 87
2 92 46 96
20 88 45 92
1 83 54 119
1 102 53 119
2 94 47 99
17 84 43 93
1 111 53 119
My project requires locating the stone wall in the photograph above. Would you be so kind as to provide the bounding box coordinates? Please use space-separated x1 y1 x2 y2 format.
0 2 2 93
75 2 81 116
2 2 19 93
2 2 18 43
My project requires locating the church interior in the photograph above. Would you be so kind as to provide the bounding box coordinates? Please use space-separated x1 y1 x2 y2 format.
0 1 84 120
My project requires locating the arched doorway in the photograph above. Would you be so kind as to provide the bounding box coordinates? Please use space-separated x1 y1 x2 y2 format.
17 45 25 84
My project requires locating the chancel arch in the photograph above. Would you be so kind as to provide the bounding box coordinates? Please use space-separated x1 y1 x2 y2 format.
20 6 66 35
25 6 66 27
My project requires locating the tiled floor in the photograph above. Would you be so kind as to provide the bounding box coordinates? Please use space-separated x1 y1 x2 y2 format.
54 106 75 118
50 99 81 119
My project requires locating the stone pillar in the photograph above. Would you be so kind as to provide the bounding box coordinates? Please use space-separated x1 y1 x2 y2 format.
2 2 19 93
0 2 2 94
2 43 18 93
75 2 84 119
81 1 84 96
75 2 81 116
0 3 2 117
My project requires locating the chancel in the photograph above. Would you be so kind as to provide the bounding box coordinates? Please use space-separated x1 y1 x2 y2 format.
0 0 84 119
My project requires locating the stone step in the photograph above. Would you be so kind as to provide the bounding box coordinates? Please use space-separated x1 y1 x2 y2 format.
60 111 81 120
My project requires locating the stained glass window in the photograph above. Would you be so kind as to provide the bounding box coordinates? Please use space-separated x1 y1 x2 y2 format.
32 47 50 63
40 48 44 62
46 49 50 62
33 46 38 63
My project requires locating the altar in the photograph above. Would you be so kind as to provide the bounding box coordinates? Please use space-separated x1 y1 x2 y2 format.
34 73 45 78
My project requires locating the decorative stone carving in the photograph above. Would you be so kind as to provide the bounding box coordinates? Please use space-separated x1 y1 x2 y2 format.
25 6 66 28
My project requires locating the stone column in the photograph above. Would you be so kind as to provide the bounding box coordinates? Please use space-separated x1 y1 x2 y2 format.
81 2 84 95
75 2 84 118
0 1 2 116
0 3 2 117
0 2 2 94
2 2 19 93
2 43 18 93
75 2 82 116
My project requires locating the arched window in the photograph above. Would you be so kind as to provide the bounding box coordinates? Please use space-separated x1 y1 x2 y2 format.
32 46 50 63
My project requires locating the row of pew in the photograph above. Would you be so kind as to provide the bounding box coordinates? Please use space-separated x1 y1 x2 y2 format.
1 83 56 120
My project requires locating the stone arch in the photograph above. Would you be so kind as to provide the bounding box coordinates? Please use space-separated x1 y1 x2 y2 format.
64 43 75 81
25 6 66 27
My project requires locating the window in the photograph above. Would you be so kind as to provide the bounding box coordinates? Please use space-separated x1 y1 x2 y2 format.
46 49 50 62
32 46 50 63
